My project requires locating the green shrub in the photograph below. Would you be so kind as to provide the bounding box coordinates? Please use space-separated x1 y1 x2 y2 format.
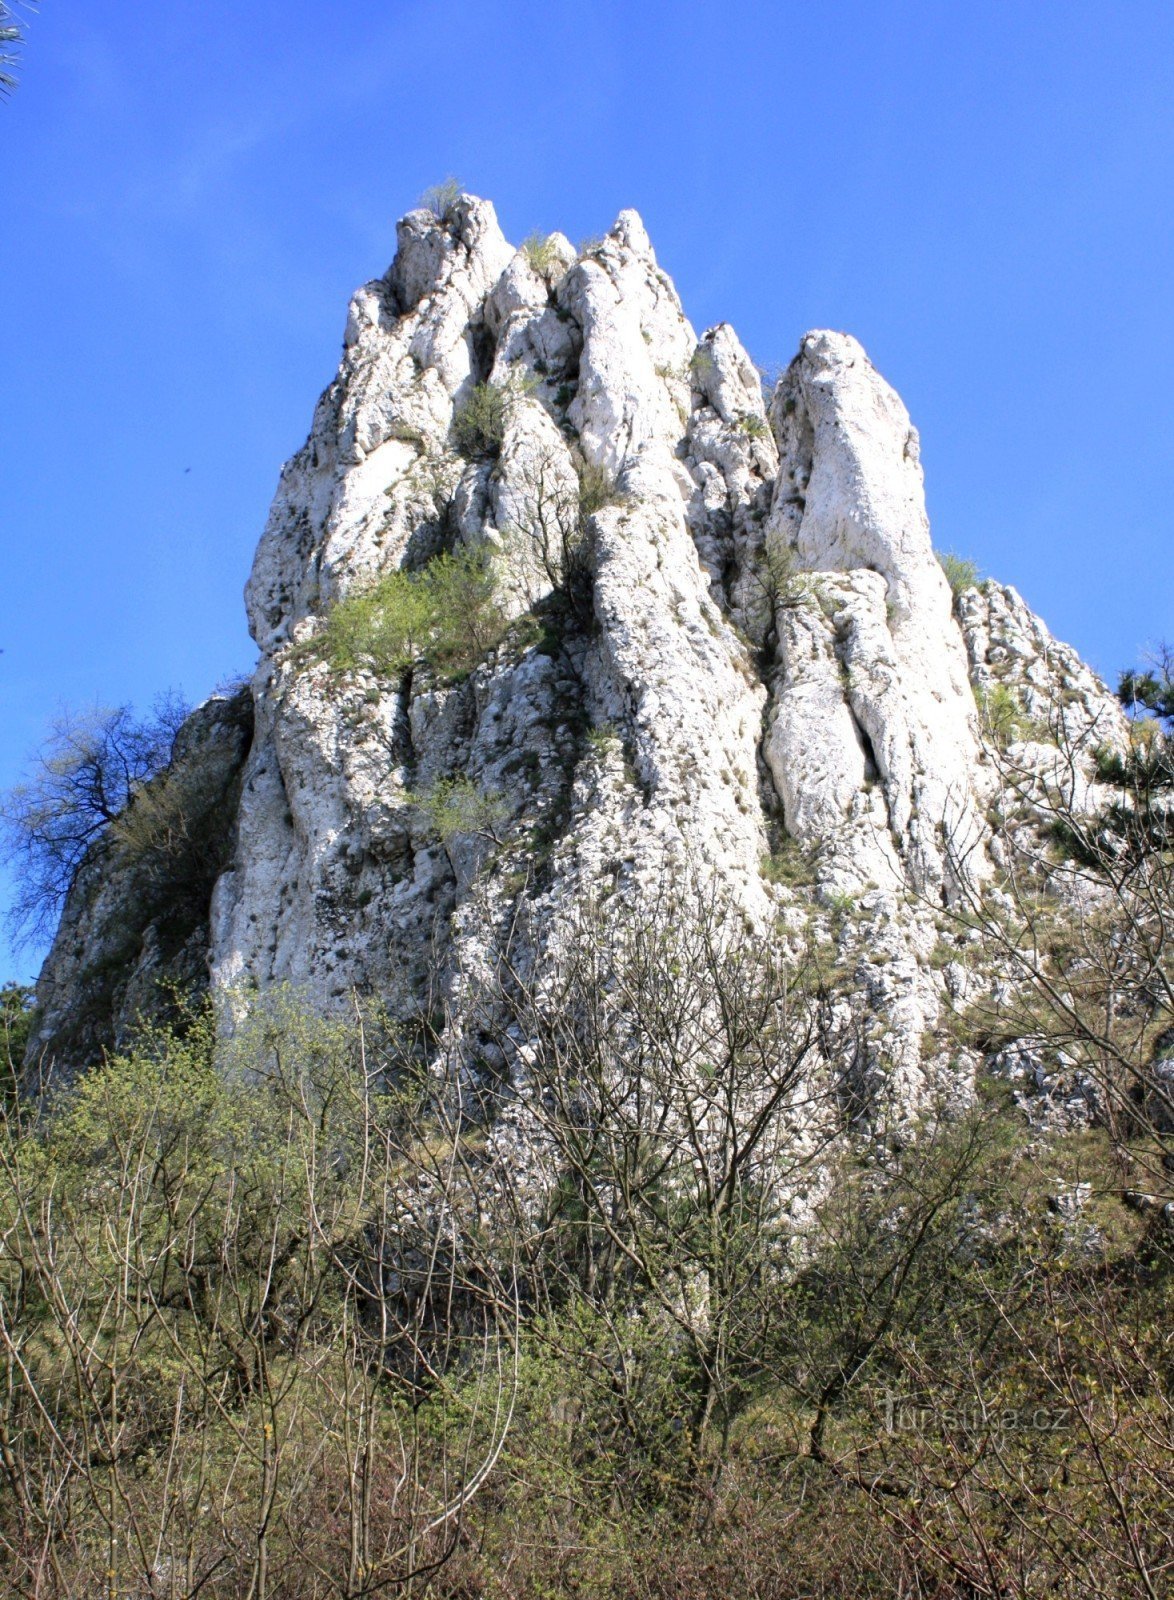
937 550 980 595
419 176 462 219
974 681 1035 749
738 412 770 438
520 231 562 277
759 538 811 611
408 777 509 844
452 382 509 459
318 548 508 680
576 457 621 519
688 346 716 384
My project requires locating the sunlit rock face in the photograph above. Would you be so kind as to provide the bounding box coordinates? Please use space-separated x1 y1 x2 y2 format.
30 197 1126 1109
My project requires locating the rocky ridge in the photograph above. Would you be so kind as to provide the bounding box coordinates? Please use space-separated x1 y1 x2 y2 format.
28 195 1127 1114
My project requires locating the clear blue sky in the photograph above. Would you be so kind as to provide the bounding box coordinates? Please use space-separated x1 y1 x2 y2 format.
3 0 1173 980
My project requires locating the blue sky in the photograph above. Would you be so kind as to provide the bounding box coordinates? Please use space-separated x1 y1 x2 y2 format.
2 0 1173 979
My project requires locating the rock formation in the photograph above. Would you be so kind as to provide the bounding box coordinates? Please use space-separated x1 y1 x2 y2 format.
26 195 1128 1112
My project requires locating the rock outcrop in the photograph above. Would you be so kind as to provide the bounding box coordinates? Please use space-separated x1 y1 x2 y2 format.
27 195 1127 1111
25 687 253 1077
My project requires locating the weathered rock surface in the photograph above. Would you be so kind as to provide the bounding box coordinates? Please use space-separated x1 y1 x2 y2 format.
25 688 253 1077
28 196 1127 1111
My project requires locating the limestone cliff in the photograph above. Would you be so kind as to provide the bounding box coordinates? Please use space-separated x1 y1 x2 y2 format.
28 196 1126 1107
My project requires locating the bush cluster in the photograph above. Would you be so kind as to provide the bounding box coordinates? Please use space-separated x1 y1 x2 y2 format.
419 177 462 220
451 381 508 459
408 776 508 844
975 680 1039 748
2 988 1168 1599
317 548 508 681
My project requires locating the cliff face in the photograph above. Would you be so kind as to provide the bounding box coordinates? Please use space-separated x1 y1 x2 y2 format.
25 688 253 1076
29 197 1126 1104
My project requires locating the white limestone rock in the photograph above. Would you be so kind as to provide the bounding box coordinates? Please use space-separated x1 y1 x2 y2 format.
765 331 987 898
27 194 1132 1124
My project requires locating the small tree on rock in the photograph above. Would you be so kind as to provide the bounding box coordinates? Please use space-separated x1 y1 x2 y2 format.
0 694 189 948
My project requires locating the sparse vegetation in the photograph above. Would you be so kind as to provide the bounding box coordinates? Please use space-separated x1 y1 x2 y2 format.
451 380 509 458
317 548 509 681
756 536 812 613
974 680 1037 748
451 373 539 460
760 835 815 887
408 776 509 844
497 447 620 620
737 411 770 438
575 456 621 519
585 722 620 751
419 176 462 219
520 231 563 278
688 345 716 384
937 549 981 595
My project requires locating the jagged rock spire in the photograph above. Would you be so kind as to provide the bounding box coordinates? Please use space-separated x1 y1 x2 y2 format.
27 195 1127 1109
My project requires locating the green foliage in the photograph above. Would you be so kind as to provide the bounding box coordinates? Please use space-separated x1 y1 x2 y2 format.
419 176 462 219
451 377 537 459
0 983 32 1101
1053 724 1174 867
575 456 621 518
520 231 562 278
317 548 508 681
757 537 811 612
974 680 1035 748
1119 645 1174 730
937 549 981 595
688 346 716 384
408 776 509 844
0 0 36 96
452 381 507 458
737 412 770 438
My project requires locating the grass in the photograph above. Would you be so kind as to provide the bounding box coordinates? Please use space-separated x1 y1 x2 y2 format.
937 550 981 596
521 232 564 278
419 177 462 219
452 382 509 459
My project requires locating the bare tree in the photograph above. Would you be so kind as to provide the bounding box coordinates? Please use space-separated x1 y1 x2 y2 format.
459 876 837 1464
1 694 189 947
0 994 521 1598
940 682 1174 1177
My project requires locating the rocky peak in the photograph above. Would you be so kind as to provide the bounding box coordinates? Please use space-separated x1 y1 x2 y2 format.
28 195 1126 1114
